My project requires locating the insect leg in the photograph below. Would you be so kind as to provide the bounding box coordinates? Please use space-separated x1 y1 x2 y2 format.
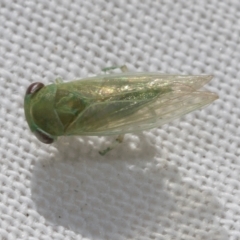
116 134 124 143
120 65 128 72
102 65 129 73
99 134 125 156
55 77 64 84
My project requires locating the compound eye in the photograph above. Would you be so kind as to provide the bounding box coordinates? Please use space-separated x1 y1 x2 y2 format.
34 129 54 144
26 82 44 95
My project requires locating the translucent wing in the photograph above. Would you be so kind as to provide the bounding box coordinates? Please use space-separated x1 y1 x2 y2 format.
55 73 217 136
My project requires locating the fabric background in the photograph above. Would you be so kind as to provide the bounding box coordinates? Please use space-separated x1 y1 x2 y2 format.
0 0 239 239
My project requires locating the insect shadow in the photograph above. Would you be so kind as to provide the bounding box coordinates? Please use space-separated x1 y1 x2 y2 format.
31 133 227 239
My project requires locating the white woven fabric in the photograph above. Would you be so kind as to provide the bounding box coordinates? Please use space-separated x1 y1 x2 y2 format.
0 0 239 239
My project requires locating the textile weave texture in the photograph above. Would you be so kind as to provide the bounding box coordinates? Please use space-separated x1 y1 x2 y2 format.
0 0 239 239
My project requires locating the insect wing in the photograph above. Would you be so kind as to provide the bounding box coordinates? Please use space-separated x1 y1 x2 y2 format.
60 74 217 135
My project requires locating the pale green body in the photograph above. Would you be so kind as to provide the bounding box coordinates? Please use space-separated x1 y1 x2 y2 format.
24 72 218 142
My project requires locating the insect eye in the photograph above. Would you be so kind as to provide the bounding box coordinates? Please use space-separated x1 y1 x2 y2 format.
34 129 54 144
26 82 44 95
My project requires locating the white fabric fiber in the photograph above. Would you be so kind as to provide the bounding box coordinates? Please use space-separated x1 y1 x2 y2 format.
0 0 239 239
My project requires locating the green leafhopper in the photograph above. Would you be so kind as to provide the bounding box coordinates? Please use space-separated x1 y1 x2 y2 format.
24 69 218 144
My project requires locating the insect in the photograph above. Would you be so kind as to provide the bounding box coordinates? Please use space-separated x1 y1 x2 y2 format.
24 66 218 151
